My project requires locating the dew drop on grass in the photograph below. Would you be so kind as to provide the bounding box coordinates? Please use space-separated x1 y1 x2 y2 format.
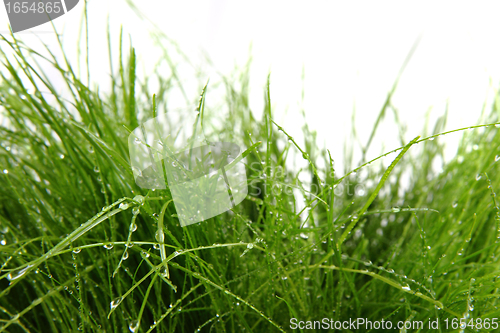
119 203 129 210
72 248 81 254
103 243 114 250
130 223 137 232
496 155 500 162
2 169 8 174
31 298 42 306
476 174 482 181
132 207 140 215
122 250 129 260
247 243 254 249
7 265 33 281
134 137 141 144
391 207 401 213
129 320 139 332
94 166 100 173
452 201 458 208
401 284 411 291
155 230 164 243
133 195 144 204
110 297 122 310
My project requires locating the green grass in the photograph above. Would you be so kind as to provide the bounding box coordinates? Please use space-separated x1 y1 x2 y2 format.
1 16 500 333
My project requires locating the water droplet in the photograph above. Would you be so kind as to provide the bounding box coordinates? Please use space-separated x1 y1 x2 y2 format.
401 284 411 291
134 137 141 144
476 174 482 181
247 243 254 249
155 230 164 243
119 203 129 210
132 207 140 215
133 195 144 204
3 169 8 174
72 248 81 254
110 296 122 310
160 267 169 278
32 298 43 306
129 320 139 332
94 166 100 173
122 251 129 260
129 224 137 232
7 265 33 281
495 155 500 162
392 207 401 213
104 243 114 250
429 137 435 141
299 232 309 239
452 201 458 208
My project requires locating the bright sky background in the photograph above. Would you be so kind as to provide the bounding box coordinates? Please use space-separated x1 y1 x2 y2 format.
2 0 500 174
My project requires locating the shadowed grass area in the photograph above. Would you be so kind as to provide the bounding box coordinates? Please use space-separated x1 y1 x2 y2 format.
1 17 500 333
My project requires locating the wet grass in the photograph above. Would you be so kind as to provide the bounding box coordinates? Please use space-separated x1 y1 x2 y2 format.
1 18 500 333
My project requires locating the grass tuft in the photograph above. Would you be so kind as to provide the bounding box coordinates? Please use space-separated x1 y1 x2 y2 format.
1 15 500 333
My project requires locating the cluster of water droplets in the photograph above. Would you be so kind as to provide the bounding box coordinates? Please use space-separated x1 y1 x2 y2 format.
459 277 476 333
359 259 438 299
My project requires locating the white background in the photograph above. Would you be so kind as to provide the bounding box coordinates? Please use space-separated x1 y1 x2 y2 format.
1 0 500 174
